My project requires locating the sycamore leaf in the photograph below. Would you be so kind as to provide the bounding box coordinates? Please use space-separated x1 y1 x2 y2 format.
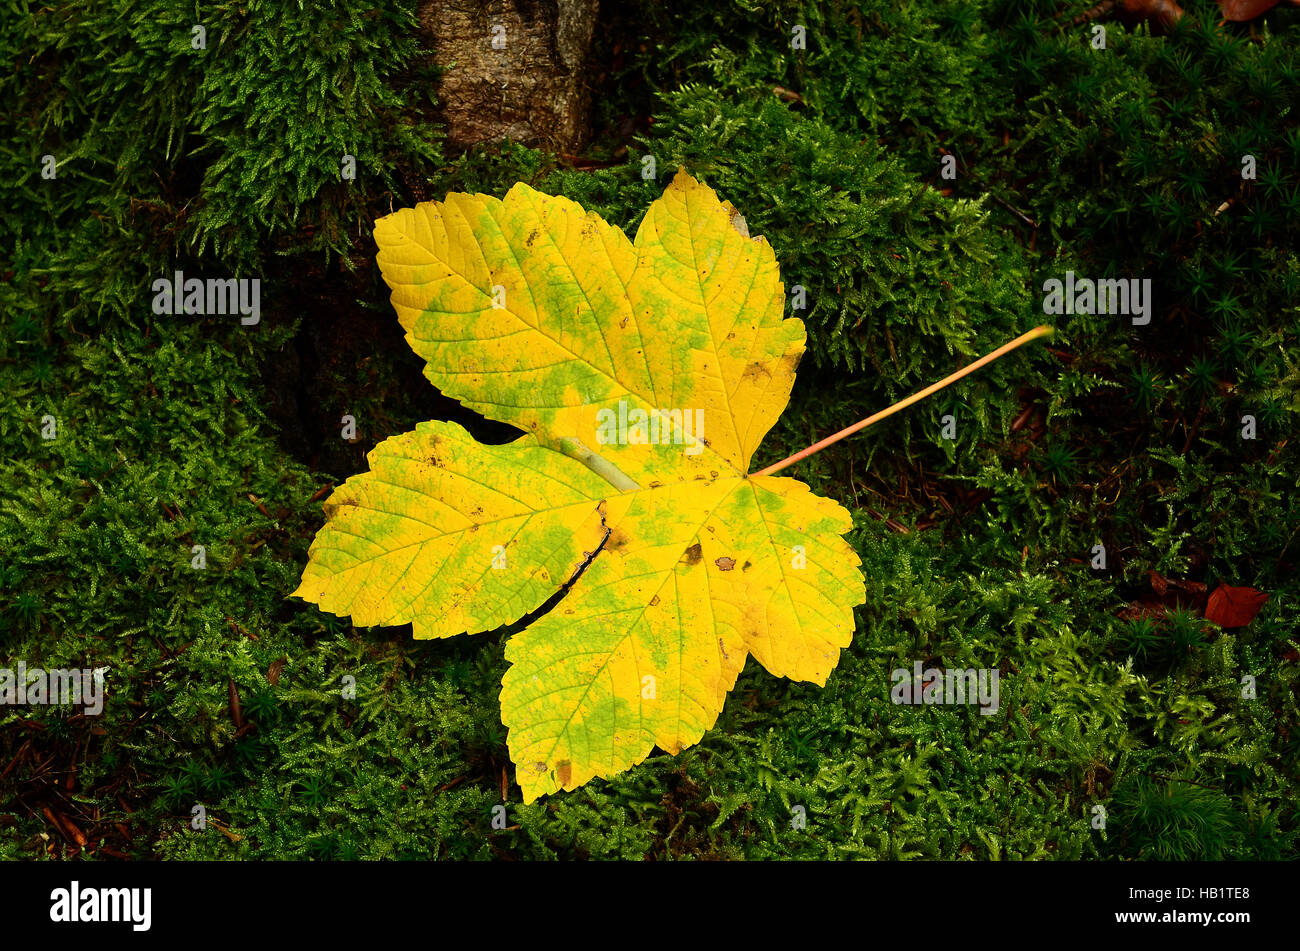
293 169 865 803
292 420 610 639
371 169 801 483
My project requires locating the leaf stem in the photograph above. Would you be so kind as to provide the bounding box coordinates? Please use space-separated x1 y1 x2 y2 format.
750 324 1056 478
559 437 641 491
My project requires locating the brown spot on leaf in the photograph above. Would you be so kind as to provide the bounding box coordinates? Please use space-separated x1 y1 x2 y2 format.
741 361 771 383
606 525 630 552
742 560 752 572
715 556 736 571
555 760 572 786
782 352 802 375
322 498 359 518
682 542 703 566
650 594 660 607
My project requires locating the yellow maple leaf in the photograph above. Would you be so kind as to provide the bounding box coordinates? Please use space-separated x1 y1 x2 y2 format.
294 170 857 801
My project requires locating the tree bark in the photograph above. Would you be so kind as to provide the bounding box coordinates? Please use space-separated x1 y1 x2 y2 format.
419 0 599 154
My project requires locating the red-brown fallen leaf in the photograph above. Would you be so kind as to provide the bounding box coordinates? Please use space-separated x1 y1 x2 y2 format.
228 678 244 730
1075 0 1185 29
1120 571 1209 621
1117 601 1170 622
1124 0 1185 29
1011 404 1036 433
43 807 87 847
1147 569 1207 603
1218 0 1280 21
1204 584 1268 628
61 815 88 848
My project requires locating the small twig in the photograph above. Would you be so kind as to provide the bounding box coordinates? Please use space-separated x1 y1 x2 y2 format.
989 192 1038 230
1181 398 1206 454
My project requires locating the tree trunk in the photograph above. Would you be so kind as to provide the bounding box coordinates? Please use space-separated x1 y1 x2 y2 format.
419 0 600 154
